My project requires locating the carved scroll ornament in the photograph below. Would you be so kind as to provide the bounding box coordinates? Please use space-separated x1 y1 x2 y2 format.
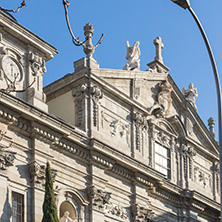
0 145 16 170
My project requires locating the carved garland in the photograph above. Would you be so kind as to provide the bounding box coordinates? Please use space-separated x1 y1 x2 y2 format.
72 84 87 128
90 86 103 127
181 145 196 180
133 113 148 152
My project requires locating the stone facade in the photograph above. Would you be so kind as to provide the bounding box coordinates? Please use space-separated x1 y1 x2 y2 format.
0 10 221 222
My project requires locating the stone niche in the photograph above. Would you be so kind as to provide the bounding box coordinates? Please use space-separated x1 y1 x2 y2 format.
57 188 89 222
60 201 77 221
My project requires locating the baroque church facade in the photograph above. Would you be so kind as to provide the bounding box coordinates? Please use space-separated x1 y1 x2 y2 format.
0 9 221 222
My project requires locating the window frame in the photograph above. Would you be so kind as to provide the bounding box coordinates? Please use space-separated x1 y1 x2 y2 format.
154 142 171 178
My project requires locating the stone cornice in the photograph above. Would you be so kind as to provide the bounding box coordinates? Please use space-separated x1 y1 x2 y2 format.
190 191 220 211
0 91 88 147
0 11 58 61
91 138 172 184
95 68 167 80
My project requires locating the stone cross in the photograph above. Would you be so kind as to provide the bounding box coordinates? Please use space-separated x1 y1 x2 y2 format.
154 37 164 63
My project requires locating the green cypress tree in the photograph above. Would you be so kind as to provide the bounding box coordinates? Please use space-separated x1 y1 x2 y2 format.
42 161 59 222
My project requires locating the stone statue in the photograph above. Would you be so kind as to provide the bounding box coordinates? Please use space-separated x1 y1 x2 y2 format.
150 80 172 118
123 41 140 71
182 83 198 111
60 211 75 222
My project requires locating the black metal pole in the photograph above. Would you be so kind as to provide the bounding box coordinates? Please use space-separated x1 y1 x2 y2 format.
187 6 222 221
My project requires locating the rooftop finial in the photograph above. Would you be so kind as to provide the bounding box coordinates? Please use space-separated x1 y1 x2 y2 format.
63 0 104 58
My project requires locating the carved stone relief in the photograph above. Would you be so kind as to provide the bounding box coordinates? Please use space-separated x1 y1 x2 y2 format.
0 144 16 170
29 52 46 76
132 204 154 222
194 167 211 189
88 186 111 211
156 131 171 149
133 113 148 152
186 118 193 136
29 160 57 188
72 84 87 128
101 111 130 146
106 204 128 220
90 86 103 127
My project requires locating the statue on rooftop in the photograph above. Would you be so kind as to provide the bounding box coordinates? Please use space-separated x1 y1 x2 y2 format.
182 82 198 111
123 41 141 71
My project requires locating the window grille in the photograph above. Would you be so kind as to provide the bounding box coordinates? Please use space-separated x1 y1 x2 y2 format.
12 191 24 222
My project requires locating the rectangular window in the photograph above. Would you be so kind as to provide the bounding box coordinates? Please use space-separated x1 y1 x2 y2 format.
12 191 24 222
155 142 170 178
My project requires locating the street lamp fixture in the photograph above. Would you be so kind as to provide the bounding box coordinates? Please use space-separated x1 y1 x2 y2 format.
171 0 222 221
171 0 190 9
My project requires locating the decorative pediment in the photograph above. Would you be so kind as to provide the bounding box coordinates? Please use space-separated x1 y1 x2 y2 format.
167 115 187 138
149 117 178 137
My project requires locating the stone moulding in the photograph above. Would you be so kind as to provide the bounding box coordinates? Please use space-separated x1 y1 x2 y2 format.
111 165 133 181
136 176 155 191
33 126 89 160
92 154 113 169
0 109 31 133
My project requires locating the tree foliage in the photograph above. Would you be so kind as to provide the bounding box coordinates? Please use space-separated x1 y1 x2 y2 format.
42 162 59 222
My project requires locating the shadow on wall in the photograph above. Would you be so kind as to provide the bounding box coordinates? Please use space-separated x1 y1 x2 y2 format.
1 187 12 222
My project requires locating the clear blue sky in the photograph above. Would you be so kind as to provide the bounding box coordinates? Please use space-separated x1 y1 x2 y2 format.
2 0 222 139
